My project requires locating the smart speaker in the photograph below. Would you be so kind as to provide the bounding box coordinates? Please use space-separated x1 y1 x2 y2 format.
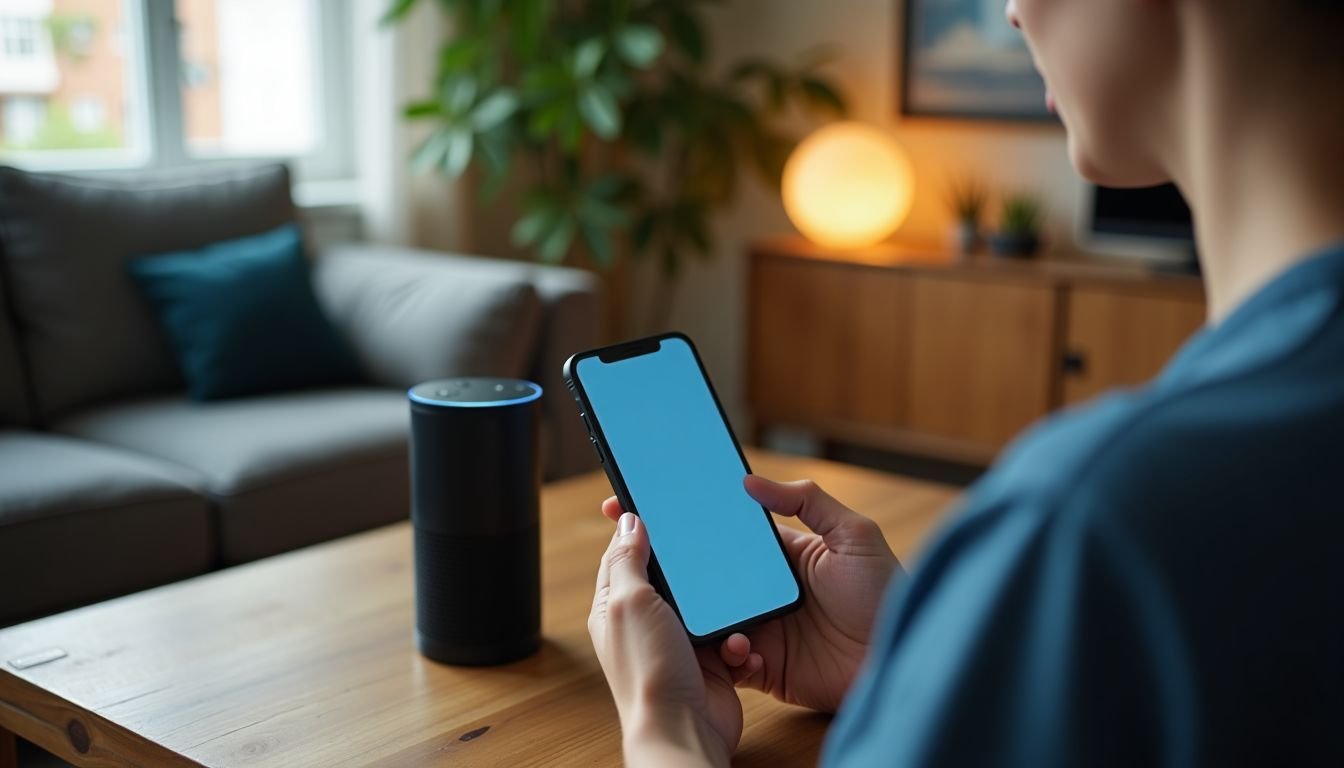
408 377 542 665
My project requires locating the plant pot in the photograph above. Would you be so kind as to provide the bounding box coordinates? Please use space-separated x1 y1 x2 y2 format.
949 221 979 257
988 231 1040 258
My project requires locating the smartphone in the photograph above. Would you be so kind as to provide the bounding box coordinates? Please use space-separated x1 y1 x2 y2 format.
563 332 803 643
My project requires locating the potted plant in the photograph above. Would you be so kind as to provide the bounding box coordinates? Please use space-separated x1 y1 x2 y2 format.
383 0 848 332
945 177 988 256
989 193 1044 258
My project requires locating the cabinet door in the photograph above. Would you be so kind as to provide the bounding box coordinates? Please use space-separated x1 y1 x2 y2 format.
906 276 1058 448
1063 288 1206 405
750 257 907 428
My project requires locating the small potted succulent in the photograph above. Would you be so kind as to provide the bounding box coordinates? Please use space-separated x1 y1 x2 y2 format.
989 193 1044 258
945 177 989 256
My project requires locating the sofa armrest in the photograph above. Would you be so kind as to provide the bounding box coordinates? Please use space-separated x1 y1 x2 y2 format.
526 264 603 480
313 242 601 480
313 243 542 387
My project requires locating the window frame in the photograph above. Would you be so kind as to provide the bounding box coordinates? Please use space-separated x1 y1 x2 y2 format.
0 0 354 182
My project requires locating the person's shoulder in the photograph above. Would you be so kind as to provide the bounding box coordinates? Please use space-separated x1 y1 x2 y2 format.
968 355 1344 533
966 386 1176 513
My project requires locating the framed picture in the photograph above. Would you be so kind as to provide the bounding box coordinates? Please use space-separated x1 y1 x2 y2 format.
900 0 1055 122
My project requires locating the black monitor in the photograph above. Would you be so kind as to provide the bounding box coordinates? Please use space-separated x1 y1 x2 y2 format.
1092 183 1193 241
1082 183 1198 268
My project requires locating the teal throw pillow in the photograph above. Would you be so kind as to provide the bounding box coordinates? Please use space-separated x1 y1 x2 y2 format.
129 224 362 400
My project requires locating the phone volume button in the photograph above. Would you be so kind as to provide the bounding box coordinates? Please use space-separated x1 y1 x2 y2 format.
589 437 605 464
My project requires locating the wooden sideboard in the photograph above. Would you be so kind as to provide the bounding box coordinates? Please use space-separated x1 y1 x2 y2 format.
747 236 1207 465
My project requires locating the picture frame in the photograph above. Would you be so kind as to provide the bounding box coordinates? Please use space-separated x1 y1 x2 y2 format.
899 0 1056 122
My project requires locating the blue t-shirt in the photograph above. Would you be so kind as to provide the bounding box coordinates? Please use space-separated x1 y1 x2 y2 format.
823 244 1344 767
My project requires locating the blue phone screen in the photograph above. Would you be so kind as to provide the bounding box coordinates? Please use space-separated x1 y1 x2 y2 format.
576 336 799 637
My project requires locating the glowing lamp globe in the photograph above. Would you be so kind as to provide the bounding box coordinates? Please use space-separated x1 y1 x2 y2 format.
782 122 915 249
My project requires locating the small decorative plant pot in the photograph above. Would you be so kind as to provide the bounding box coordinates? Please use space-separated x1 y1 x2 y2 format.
950 221 979 257
988 231 1040 258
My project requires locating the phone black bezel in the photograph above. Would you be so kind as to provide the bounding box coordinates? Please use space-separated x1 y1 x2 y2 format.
562 331 805 645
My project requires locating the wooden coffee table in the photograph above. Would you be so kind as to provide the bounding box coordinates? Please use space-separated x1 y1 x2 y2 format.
0 452 957 767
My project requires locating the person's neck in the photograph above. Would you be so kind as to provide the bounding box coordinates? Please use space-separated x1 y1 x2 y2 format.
1173 34 1344 324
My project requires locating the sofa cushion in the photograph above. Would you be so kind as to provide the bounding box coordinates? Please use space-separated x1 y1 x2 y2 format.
56 388 410 564
0 163 296 421
129 224 362 400
313 244 542 387
0 268 33 427
0 431 211 624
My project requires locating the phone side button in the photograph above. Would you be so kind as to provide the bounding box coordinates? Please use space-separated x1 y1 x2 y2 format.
589 437 606 464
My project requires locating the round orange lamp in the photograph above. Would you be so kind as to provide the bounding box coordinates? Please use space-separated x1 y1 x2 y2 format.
782 122 915 249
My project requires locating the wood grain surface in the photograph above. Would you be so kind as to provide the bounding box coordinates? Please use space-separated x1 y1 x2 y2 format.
0 452 957 767
1062 287 1207 405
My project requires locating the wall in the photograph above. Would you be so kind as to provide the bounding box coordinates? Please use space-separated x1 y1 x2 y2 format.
665 0 1079 429
420 0 1082 429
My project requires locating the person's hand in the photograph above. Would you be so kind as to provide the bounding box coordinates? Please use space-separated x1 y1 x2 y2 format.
727 476 901 712
588 511 756 767
650 476 899 714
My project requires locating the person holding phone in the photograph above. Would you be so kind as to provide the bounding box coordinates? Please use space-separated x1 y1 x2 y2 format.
588 1 1344 766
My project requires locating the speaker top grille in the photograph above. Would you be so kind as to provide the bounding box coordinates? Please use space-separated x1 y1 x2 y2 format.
409 378 542 408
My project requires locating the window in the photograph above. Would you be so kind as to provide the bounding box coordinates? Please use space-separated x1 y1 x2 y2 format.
0 0 351 180
179 0 318 158
2 16 40 57
3 96 45 145
69 94 105 133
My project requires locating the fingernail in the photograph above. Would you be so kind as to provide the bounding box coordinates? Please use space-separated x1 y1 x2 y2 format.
618 513 637 537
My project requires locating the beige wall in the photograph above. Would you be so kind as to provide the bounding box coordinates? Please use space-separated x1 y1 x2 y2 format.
665 0 1079 428
427 0 1082 428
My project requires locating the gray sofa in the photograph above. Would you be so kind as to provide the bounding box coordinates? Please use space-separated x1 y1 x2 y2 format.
0 163 599 625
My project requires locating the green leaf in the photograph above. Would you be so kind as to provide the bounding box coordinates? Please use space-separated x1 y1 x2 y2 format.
522 65 571 96
441 76 478 116
477 127 512 173
411 128 455 171
798 76 846 117
614 24 663 68
560 112 585 152
580 197 630 230
527 101 570 139
442 128 474 178
408 131 446 172
512 205 562 247
539 216 576 263
470 89 518 131
479 166 509 202
438 39 481 73
668 8 705 63
403 100 441 119
578 85 621 139
581 221 615 268
476 131 512 202
380 0 418 26
573 38 606 80
587 172 629 201
510 0 548 61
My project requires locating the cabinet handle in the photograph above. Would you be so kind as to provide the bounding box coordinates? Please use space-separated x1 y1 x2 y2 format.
1061 350 1088 376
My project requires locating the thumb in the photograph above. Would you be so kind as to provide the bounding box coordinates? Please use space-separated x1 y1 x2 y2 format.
744 475 881 551
605 512 652 593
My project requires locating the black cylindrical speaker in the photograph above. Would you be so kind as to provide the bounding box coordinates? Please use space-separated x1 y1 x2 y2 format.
408 377 542 665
